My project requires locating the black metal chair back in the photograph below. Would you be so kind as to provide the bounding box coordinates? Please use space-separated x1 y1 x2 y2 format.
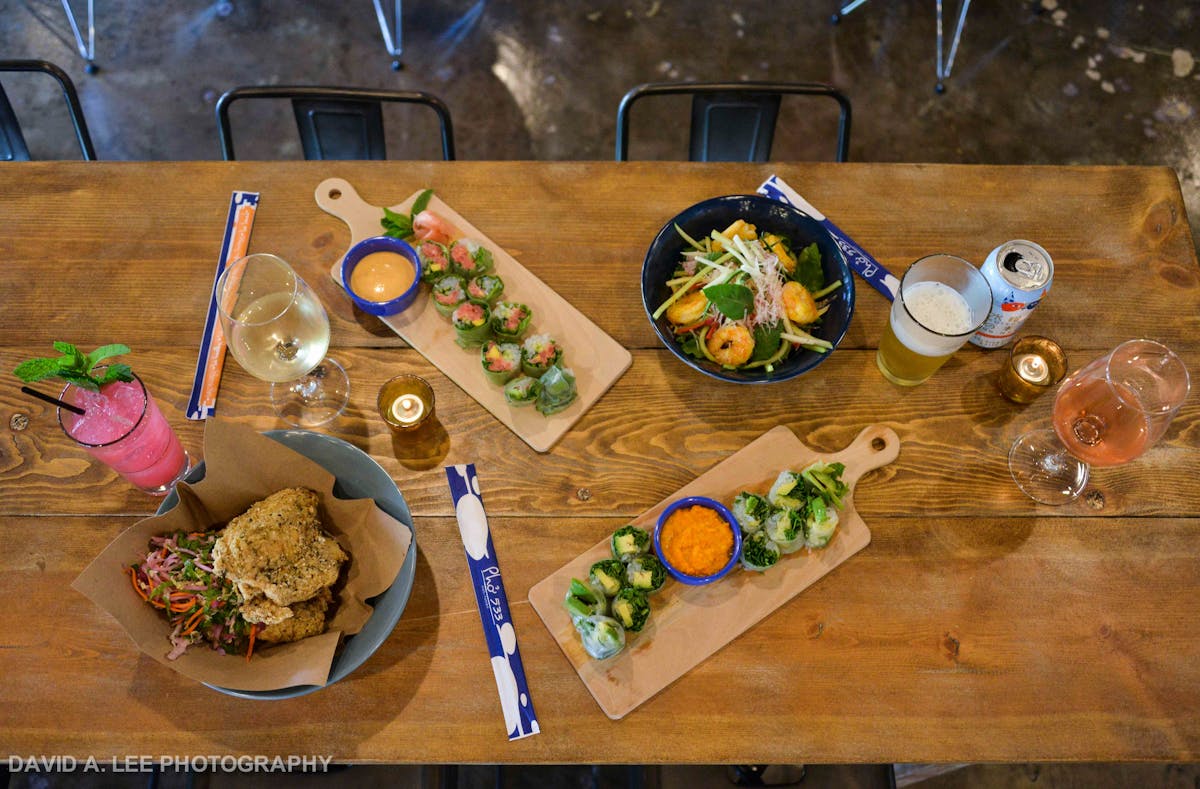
616 81 851 162
216 86 455 161
0 60 96 161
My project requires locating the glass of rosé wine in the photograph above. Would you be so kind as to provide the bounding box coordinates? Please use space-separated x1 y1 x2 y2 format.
1008 339 1189 505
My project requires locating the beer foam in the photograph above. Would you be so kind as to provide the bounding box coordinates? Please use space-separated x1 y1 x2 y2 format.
894 281 975 356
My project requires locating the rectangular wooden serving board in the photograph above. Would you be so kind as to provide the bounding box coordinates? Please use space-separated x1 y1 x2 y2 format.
316 179 632 453
528 424 900 720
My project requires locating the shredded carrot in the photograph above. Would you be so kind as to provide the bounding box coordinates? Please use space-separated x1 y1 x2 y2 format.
128 567 149 601
245 624 258 662
182 608 205 636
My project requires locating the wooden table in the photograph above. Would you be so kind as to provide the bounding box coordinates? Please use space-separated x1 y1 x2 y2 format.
1 162 1198 764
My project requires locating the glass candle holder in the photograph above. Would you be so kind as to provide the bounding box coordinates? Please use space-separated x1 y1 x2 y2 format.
997 335 1067 404
378 374 435 431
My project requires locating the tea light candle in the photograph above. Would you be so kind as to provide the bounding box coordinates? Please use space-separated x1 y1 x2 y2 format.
391 393 426 426
377 374 436 431
1013 352 1051 385
998 336 1067 404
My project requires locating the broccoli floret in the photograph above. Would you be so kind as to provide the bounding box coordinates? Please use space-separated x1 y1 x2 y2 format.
741 531 781 572
610 587 651 632
801 461 849 509
589 559 627 597
731 491 771 532
610 525 650 562
625 554 667 593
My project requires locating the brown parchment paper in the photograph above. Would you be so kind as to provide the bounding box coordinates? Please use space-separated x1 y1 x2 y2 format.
71 419 412 691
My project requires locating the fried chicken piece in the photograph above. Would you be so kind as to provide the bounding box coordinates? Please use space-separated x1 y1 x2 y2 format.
239 594 294 626
213 488 347 607
258 588 333 644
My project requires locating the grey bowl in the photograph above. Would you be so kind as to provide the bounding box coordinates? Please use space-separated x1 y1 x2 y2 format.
158 429 416 700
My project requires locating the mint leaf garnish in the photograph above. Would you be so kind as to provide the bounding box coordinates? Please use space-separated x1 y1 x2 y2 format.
13 342 134 390
411 188 434 216
381 206 413 239
702 283 755 320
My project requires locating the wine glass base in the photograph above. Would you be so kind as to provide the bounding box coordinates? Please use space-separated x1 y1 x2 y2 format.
1008 428 1090 505
271 358 350 428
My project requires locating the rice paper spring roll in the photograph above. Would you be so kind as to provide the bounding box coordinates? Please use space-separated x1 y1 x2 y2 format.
610 587 651 632
563 577 608 624
491 301 533 342
431 275 467 317
503 375 542 407
450 238 495 277
763 507 806 554
731 492 772 533
521 334 564 379
452 301 492 348
767 470 805 510
610 525 650 563
481 340 522 386
418 240 453 283
741 530 781 572
576 614 625 660
625 553 666 594
588 559 627 598
535 365 577 416
467 274 504 305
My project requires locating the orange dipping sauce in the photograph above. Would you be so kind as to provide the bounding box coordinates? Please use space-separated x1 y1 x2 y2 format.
350 250 416 302
660 505 734 577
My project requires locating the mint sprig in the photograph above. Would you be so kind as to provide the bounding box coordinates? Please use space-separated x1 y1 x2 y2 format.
14 342 134 392
380 188 435 240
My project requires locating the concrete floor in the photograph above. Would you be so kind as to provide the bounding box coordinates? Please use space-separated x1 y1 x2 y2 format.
2 0 1200 785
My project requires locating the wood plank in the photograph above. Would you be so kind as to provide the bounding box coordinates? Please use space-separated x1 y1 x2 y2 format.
0 163 1194 353
2 514 1199 762
3 346 1197 519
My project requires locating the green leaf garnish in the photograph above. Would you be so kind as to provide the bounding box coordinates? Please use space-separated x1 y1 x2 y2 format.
13 342 134 390
411 188 434 216
793 242 824 293
702 283 755 320
749 322 784 363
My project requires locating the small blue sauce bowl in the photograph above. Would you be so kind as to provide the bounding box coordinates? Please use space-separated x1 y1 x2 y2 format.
341 235 423 316
653 495 743 585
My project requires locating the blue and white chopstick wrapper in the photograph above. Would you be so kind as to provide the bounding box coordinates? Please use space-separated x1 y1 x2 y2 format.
445 464 540 741
758 174 899 302
187 190 259 420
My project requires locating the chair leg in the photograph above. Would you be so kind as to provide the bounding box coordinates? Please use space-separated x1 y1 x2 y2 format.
373 0 404 70
830 0 871 25
935 0 973 93
60 0 98 73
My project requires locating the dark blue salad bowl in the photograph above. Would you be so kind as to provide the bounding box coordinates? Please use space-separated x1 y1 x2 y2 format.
640 194 855 383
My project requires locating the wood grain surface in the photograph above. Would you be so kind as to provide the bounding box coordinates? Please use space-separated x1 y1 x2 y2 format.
1 162 1199 763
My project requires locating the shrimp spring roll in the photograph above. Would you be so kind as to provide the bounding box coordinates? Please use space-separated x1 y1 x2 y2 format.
535 365 577 416
417 240 452 283
521 334 564 379
449 238 494 278
503 375 542 407
491 301 533 342
467 274 504 305
431 275 467 317
481 340 522 385
451 301 492 348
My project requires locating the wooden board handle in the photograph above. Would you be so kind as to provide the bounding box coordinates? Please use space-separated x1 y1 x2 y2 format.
831 424 900 488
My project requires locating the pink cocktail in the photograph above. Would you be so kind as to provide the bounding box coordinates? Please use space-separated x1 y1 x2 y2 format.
58 374 191 495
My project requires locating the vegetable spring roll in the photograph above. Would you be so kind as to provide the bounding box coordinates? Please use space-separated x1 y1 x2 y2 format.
577 614 625 660
467 274 504 305
481 340 522 386
521 334 564 379
763 507 806 554
588 559 627 597
731 492 772 533
450 238 495 277
536 365 577 416
625 554 666 594
610 525 650 562
741 530 781 572
563 577 608 623
417 240 452 283
610 587 650 632
503 375 542 407
491 301 533 342
431 275 467 317
451 301 492 348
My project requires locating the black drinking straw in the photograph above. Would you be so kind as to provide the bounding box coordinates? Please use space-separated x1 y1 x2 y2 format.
20 386 86 416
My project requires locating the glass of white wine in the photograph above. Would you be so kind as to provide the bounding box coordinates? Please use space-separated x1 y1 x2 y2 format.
215 253 349 427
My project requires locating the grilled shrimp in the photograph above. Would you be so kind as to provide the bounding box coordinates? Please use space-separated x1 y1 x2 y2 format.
665 291 709 325
782 281 820 325
706 324 755 367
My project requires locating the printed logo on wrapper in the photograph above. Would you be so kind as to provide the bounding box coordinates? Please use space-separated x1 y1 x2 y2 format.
446 464 540 741
758 175 900 301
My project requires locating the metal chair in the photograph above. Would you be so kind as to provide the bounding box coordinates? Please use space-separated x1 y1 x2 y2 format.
616 81 851 163
0 60 96 161
215 86 456 161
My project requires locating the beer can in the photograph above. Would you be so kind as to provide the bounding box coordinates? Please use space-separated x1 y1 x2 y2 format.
969 240 1053 349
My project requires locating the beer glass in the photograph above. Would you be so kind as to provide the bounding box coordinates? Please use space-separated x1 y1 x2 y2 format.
216 254 350 427
1009 339 1189 505
876 254 992 386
